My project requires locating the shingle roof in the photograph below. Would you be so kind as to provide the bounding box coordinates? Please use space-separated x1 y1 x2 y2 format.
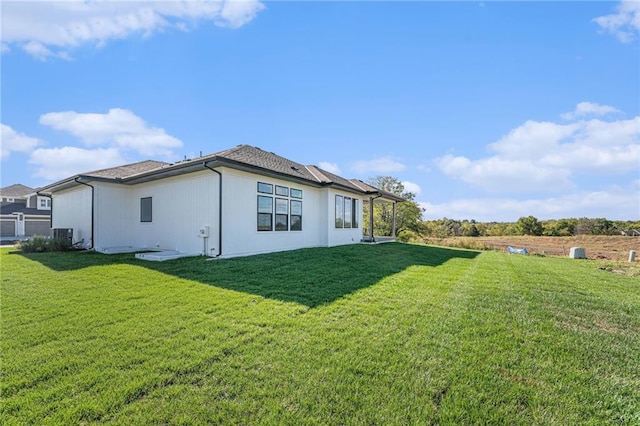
83 160 169 179
0 184 35 198
211 145 323 183
40 144 405 201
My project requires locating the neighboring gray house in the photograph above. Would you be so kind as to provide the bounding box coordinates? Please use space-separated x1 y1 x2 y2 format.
0 184 51 240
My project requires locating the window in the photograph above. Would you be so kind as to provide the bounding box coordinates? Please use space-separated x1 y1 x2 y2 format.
140 197 152 222
258 182 273 194
344 197 352 228
335 195 344 228
291 200 302 231
352 199 359 228
39 198 51 208
275 198 288 231
257 195 273 231
257 182 302 232
335 195 359 229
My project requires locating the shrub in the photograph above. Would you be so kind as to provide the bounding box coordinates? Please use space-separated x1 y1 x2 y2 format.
397 230 417 243
17 236 49 253
48 237 73 252
17 236 72 253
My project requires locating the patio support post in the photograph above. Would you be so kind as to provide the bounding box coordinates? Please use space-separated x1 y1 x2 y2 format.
392 201 396 238
369 196 375 242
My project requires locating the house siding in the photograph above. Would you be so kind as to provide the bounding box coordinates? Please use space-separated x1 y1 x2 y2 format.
51 186 92 247
92 183 134 250
128 170 219 254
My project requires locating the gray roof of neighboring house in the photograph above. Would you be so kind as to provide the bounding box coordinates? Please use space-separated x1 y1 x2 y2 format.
39 145 406 201
0 184 35 198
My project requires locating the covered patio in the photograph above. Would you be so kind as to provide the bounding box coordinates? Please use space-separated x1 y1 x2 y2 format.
349 180 406 243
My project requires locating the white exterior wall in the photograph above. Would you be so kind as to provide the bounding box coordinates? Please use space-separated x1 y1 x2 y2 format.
127 171 219 255
221 168 326 258
51 186 92 247
326 189 364 247
93 183 134 249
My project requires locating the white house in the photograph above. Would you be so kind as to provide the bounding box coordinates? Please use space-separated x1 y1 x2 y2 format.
38 145 403 258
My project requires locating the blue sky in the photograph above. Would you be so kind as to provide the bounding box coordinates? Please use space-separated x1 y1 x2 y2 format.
2 0 639 221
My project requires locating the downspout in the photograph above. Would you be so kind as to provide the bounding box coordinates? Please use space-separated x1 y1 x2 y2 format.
74 178 95 249
36 191 53 231
203 163 223 257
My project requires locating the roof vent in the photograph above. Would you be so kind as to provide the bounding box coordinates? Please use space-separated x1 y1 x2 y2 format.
291 166 299 171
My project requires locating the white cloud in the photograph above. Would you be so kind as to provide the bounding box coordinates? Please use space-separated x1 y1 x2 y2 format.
1 0 265 59
420 184 640 222
435 154 574 193
593 0 640 43
352 157 406 174
318 161 341 175
1 124 42 160
39 108 183 158
401 181 422 196
29 146 125 181
435 112 640 192
218 0 265 29
560 101 622 120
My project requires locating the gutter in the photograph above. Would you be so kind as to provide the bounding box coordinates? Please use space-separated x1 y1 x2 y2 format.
203 162 223 257
74 178 95 249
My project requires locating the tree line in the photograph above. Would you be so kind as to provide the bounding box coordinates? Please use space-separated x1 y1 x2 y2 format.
365 176 640 239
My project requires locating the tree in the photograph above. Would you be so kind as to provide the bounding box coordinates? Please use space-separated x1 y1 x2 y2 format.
543 218 576 236
517 216 543 236
364 176 424 236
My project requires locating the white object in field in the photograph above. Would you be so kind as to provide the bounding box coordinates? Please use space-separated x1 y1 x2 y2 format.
630 250 637 263
569 247 586 259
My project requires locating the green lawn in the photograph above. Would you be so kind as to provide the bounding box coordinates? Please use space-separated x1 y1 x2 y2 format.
1 243 639 424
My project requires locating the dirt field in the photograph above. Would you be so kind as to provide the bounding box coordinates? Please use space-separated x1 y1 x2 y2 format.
433 235 640 262
481 235 639 261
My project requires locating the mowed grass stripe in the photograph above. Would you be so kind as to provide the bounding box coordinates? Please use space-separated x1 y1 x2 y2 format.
1 244 638 424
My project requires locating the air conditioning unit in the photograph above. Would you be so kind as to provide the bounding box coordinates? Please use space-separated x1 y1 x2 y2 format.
52 228 73 244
